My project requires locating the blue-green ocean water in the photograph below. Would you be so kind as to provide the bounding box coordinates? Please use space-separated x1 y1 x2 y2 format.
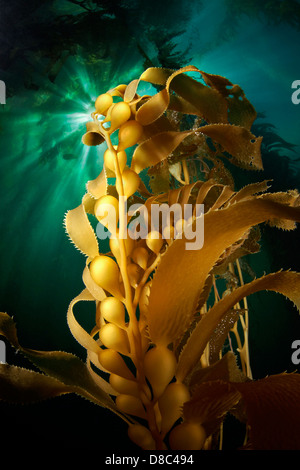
0 0 300 451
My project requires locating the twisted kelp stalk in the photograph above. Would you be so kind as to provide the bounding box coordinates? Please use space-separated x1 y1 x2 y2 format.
1 66 300 450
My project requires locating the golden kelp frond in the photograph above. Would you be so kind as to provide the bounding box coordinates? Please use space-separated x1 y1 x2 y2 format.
0 364 72 404
64 201 99 259
146 199 300 348
82 121 105 147
140 66 229 124
2 66 300 451
258 189 300 230
176 270 300 382
79 65 263 194
86 167 108 199
131 123 263 174
199 70 257 129
0 312 118 410
227 179 272 205
197 123 263 171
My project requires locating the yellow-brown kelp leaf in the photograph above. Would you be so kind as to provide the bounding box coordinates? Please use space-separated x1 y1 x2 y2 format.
82 265 107 302
86 167 108 199
199 123 263 170
199 71 257 130
141 66 256 130
0 312 115 409
176 270 300 382
136 66 203 126
227 180 272 205
131 122 262 174
260 190 300 230
0 364 73 404
232 373 300 450
82 121 105 147
64 202 99 259
82 192 96 215
140 66 229 124
67 288 103 357
136 88 170 126
131 129 192 173
146 198 300 347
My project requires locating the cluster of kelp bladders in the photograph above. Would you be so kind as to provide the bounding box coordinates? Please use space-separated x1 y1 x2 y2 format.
1 66 300 450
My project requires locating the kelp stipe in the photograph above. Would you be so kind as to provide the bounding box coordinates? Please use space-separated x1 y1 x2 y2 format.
1 65 300 450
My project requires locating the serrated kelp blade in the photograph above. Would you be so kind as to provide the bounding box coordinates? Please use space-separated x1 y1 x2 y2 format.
64 202 99 258
146 198 300 348
228 180 271 205
86 167 107 199
200 70 257 129
188 352 246 392
199 123 263 170
177 270 300 382
259 190 300 230
0 312 115 408
0 364 73 404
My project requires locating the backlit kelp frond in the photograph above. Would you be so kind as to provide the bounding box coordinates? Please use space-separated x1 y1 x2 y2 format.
1 65 300 451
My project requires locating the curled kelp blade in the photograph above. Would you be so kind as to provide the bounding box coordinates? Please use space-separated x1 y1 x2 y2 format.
82 265 107 302
199 70 257 130
145 198 300 348
0 312 115 409
176 270 300 382
140 66 257 128
64 201 99 259
136 66 203 126
86 167 108 199
67 288 103 357
131 123 262 174
140 66 228 124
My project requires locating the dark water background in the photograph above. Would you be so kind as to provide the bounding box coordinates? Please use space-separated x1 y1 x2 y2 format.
0 0 300 451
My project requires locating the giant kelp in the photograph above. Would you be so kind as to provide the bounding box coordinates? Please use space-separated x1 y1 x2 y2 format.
1 65 300 450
